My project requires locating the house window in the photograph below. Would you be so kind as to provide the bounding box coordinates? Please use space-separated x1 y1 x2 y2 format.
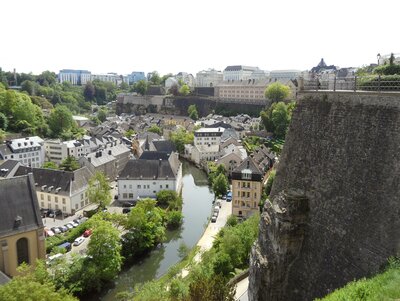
55 197 58 203
55 204 59 210
62 198 66 204
123 193 128 199
160 185 162 189
166 184 169 189
81 201 84 207
17 238 30 265
47 195 51 202
40 194 44 200
254 193 257 198
48 203 51 209
41 202 44 208
81 194 84 200
75 204 79 210
128 193 133 198
123 185 126 189
63 206 66 212
137 185 141 189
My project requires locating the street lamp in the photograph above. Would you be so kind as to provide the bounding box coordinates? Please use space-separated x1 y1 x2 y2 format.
377 53 381 66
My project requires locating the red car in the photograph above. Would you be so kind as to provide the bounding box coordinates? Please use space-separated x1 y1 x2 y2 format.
83 229 92 237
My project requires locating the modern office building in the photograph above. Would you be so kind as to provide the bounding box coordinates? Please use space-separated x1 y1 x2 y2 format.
58 69 91 85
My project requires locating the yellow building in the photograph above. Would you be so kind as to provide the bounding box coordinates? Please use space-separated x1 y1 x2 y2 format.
0 174 46 277
231 157 263 218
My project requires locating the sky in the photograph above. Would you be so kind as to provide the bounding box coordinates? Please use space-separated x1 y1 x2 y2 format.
1 0 399 76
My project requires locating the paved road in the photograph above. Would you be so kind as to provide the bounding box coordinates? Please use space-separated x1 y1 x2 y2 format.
181 198 232 277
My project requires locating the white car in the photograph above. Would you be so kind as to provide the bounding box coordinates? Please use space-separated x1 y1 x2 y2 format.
65 224 74 230
68 221 79 228
73 236 85 246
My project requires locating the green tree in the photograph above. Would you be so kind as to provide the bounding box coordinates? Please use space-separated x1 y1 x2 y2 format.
156 190 182 209
122 199 166 262
264 82 291 103
149 71 161 85
86 220 122 282
83 81 96 101
271 102 290 138
42 161 59 170
59 156 80 171
188 104 199 120
179 84 191 96
124 129 136 139
0 261 78 301
88 171 112 209
260 101 293 138
0 129 5 143
48 105 75 137
170 129 194 154
37 71 57 86
212 173 229 197
188 273 236 301
0 112 8 130
21 80 37 96
148 125 162 135
133 80 148 95
97 109 107 122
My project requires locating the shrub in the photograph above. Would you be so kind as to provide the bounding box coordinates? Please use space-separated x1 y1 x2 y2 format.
165 210 183 229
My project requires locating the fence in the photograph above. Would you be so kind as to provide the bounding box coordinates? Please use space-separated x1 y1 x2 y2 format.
302 75 400 92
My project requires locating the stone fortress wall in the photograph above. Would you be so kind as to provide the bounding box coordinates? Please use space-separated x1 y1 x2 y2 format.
249 92 400 301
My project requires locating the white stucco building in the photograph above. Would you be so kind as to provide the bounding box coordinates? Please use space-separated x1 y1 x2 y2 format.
0 136 45 168
223 65 259 81
196 69 223 87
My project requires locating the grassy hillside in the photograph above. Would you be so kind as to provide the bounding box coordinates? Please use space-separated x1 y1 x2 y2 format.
316 258 400 301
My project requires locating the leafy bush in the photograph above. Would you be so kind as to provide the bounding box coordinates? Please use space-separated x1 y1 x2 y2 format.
165 210 183 229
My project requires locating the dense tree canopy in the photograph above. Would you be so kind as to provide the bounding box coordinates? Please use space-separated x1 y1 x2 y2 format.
0 261 77 301
170 129 194 154
48 105 75 137
260 101 295 139
88 171 112 209
59 156 80 171
212 173 229 197
264 82 291 103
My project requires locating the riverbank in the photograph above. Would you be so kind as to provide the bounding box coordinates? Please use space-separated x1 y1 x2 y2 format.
181 198 232 277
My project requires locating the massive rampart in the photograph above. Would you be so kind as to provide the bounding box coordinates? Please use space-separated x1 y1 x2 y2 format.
249 91 400 300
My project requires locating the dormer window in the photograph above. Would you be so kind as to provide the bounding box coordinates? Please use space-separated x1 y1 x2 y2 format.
241 168 252 180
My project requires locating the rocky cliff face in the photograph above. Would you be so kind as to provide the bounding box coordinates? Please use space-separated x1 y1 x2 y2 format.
249 92 400 301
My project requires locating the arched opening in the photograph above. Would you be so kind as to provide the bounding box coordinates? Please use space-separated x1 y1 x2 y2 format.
16 237 29 265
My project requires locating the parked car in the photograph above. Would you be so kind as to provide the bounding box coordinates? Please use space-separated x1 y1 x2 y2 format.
213 211 218 218
65 224 74 230
83 229 92 237
73 219 82 225
211 216 217 223
73 237 85 246
44 229 55 237
216 200 221 208
51 227 61 235
46 253 63 265
48 209 62 218
41 208 49 218
58 242 72 252
122 201 135 207
213 206 220 214
59 226 68 233
221 195 227 200
68 221 79 228
226 191 232 202
122 208 131 214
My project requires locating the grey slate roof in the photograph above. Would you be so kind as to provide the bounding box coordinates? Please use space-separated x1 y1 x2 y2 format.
0 174 43 237
224 65 259 72
152 140 176 153
119 159 176 180
139 151 170 160
13 166 92 196
0 160 21 178
231 157 263 181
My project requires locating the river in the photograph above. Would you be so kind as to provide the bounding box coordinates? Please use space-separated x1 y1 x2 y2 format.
98 160 214 301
